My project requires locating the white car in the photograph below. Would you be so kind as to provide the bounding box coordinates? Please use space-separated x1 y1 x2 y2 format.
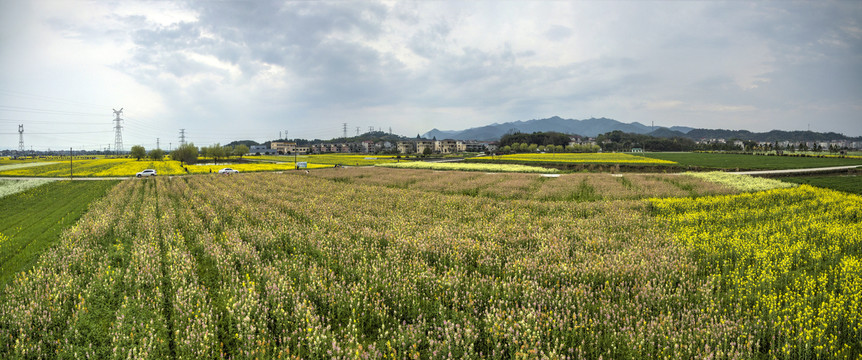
218 168 239 174
136 169 157 177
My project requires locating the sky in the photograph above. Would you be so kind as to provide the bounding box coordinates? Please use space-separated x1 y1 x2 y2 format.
1 0 860 151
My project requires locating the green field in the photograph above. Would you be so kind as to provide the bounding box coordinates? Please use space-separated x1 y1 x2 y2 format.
640 152 862 170
778 174 862 195
0 180 118 286
467 153 676 165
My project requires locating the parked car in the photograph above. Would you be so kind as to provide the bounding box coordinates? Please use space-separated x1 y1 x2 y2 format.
218 168 239 174
136 169 157 177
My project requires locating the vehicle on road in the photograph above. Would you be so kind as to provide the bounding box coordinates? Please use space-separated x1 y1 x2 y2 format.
136 169 157 177
218 168 239 174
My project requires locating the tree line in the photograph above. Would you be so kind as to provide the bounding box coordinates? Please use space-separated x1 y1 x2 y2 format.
129 143 249 165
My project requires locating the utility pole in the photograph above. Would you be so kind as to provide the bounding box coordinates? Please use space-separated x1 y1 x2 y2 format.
70 147 73 179
156 138 160 149
279 131 282 140
179 129 186 146
18 124 24 153
113 108 124 156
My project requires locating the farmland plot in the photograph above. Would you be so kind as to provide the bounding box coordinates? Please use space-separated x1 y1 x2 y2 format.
0 171 858 359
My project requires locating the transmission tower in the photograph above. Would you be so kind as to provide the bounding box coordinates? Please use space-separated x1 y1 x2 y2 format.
356 126 360 136
369 126 374 133
389 127 392 135
156 138 160 149
342 123 347 138
179 129 186 146
112 108 124 154
18 124 24 152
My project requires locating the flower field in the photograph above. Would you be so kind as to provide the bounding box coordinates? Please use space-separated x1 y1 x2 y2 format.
651 186 862 358
468 153 677 165
0 161 61 173
0 179 53 198
685 171 797 192
0 158 329 177
312 167 733 200
0 168 857 359
376 161 557 173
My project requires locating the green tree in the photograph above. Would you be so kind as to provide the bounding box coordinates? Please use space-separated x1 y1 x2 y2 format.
528 144 538 152
148 148 165 161
519 143 529 152
130 145 146 161
199 145 209 160
171 143 198 166
233 144 249 159
422 147 432 156
208 143 226 163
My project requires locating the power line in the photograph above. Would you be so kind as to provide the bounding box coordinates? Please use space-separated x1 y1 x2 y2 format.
0 89 110 109
0 105 105 117
0 130 112 135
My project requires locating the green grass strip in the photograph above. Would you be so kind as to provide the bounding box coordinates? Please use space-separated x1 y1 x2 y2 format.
0 180 118 286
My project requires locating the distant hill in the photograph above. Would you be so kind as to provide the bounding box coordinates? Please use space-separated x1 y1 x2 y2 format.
423 116 658 140
647 128 688 138
423 117 859 142
681 129 859 142
226 140 260 147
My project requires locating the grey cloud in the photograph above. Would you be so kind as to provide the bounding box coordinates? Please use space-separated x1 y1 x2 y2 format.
544 25 572 42
34 0 861 141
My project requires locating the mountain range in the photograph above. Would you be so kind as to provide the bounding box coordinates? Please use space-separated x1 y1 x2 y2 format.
423 116 693 140
422 116 859 142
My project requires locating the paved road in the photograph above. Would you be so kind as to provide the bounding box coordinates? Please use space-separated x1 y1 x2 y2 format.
730 165 861 176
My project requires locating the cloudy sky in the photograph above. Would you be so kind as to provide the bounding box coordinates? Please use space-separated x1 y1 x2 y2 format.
1 1 860 151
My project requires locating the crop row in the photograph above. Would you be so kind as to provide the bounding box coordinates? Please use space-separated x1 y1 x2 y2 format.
0 172 857 359
376 161 558 173
311 167 734 201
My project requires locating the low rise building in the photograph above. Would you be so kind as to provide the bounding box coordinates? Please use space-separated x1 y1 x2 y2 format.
250 145 278 155
270 141 297 154
397 141 415 154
